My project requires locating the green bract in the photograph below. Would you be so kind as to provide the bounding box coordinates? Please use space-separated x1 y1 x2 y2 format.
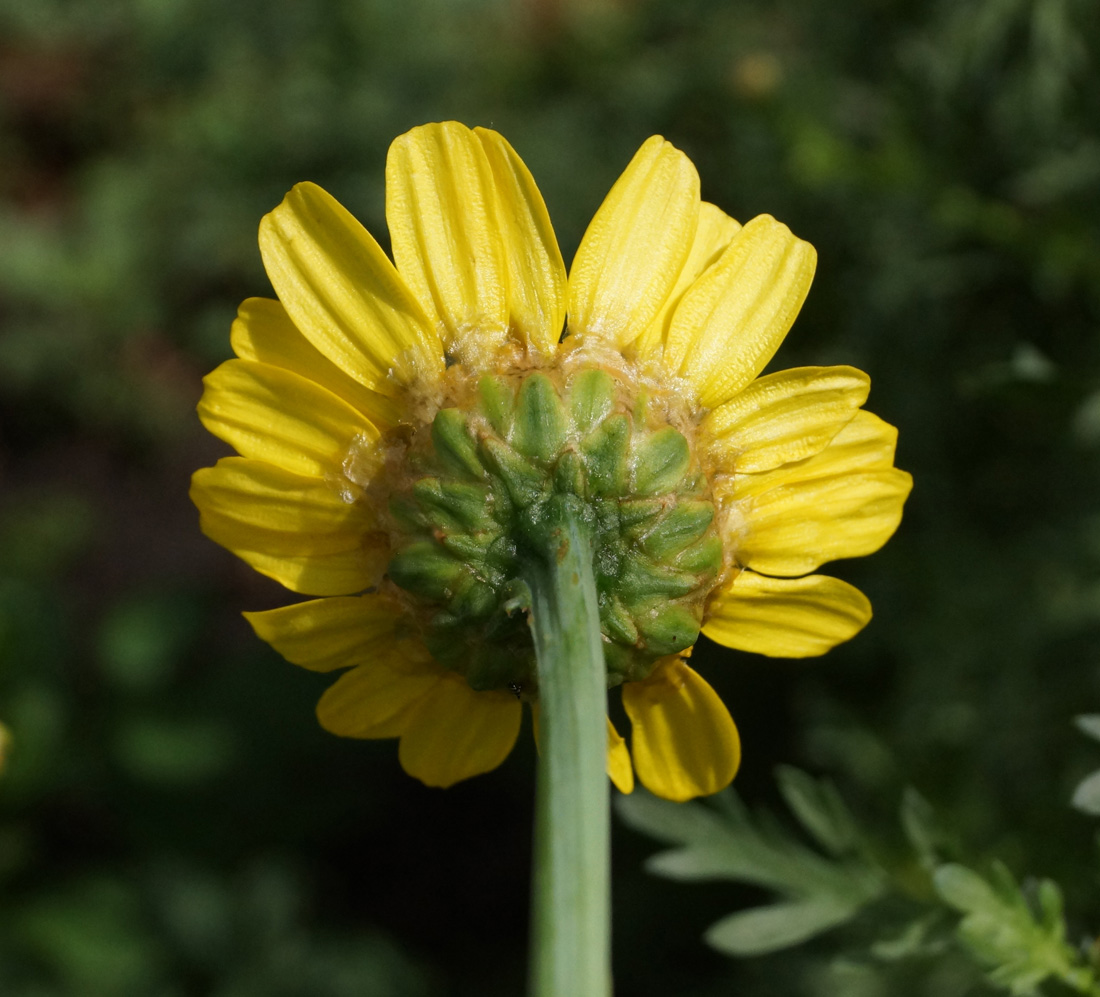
382 368 723 695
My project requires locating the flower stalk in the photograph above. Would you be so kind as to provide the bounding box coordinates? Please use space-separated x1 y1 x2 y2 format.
525 495 611 997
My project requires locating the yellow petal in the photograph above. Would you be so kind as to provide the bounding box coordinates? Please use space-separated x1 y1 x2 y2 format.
258 182 443 394
567 135 700 348
733 409 901 490
531 706 635 793
700 366 870 474
191 457 385 594
664 214 817 408
198 359 380 478
622 659 740 802
230 297 401 428
243 593 408 672
632 202 742 360
191 457 374 555
703 570 873 657
316 646 443 739
398 674 522 788
223 548 384 598
606 717 634 794
725 412 913 576
475 127 568 355
386 122 510 363
735 469 912 576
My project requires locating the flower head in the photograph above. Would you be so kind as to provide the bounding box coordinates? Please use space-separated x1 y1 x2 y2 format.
191 122 911 801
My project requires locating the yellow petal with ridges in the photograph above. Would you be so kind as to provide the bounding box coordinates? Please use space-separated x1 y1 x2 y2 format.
198 359 379 478
567 135 700 348
475 127 568 356
664 214 816 408
191 458 386 594
259 182 443 394
225 547 385 598
622 659 740 802
701 366 870 474
734 468 911 576
191 457 374 555
734 409 900 492
703 571 873 657
607 717 634 794
398 674 522 788
632 201 742 360
243 593 408 672
723 411 913 576
230 297 401 428
387 122 511 362
316 647 443 739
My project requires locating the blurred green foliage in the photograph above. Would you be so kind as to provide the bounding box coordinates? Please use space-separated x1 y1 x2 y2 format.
621 776 1100 996
2 0 1100 993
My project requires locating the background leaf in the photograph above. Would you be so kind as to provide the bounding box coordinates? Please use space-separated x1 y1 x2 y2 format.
705 898 863 957
618 777 887 956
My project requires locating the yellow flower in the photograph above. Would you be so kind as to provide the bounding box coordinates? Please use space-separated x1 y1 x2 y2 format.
191 122 911 802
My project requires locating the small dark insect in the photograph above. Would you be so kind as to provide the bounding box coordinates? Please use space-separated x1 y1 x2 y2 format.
508 682 523 699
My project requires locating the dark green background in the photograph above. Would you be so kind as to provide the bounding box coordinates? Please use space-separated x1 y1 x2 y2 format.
2 0 1099 993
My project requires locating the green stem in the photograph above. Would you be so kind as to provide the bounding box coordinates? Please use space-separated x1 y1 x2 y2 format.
524 497 611 997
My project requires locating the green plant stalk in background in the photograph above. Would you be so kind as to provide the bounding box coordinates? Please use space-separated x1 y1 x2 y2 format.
526 497 611 997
